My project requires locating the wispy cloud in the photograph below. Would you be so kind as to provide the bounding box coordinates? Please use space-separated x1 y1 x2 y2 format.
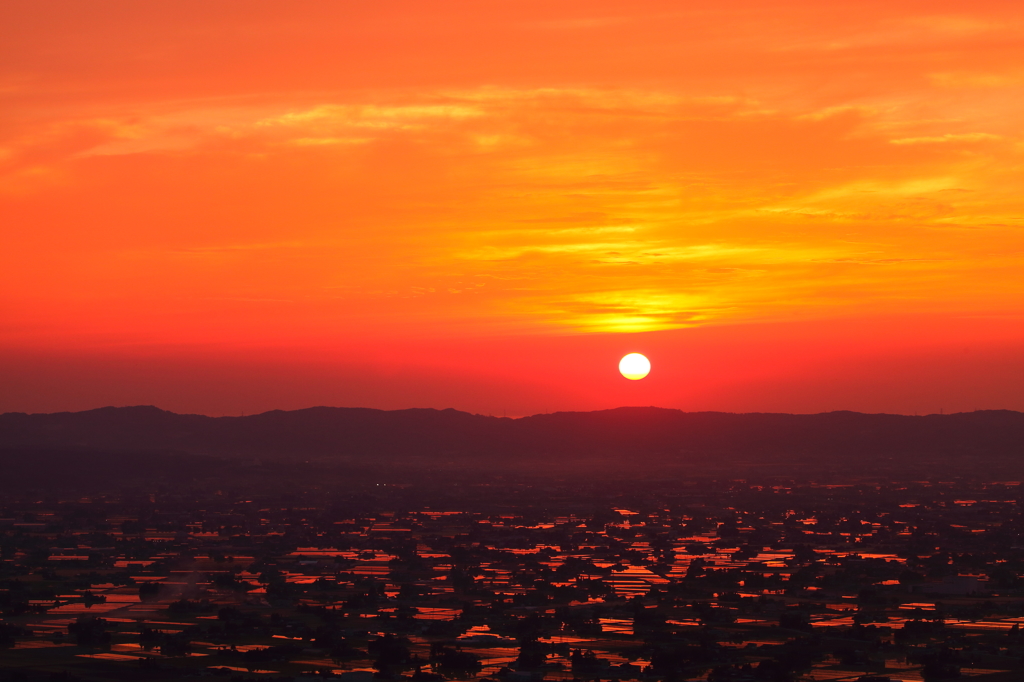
4 3 1024 340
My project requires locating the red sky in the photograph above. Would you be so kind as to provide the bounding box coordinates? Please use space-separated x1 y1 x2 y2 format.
3 0 1024 416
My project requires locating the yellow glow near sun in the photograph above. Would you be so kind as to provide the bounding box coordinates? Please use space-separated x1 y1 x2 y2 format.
619 353 651 380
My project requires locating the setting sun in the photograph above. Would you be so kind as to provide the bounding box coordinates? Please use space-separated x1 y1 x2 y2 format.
619 353 651 381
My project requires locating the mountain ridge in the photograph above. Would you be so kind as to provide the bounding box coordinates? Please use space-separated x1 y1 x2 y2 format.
2 406 1023 468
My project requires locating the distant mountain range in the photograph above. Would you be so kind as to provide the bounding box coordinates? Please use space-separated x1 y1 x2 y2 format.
2 406 1023 475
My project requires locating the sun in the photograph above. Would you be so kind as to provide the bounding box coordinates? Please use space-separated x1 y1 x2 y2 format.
619 353 651 380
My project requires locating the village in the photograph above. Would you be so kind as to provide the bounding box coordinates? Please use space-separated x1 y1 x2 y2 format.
1 477 1023 681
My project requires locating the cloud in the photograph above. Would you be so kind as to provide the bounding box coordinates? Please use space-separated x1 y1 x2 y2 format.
4 77 1024 337
890 132 1002 145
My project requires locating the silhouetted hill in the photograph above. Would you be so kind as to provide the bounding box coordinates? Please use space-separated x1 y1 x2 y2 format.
2 406 1023 476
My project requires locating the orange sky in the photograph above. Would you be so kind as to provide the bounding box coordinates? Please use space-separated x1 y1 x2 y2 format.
3 0 1024 416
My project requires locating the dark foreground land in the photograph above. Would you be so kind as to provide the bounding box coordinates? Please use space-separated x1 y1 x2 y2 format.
2 474 1024 682
2 407 1024 682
